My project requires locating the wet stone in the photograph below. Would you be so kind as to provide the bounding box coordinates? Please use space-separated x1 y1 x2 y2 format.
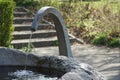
0 47 106 80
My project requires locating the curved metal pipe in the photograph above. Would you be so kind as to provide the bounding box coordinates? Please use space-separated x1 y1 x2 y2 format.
31 6 73 57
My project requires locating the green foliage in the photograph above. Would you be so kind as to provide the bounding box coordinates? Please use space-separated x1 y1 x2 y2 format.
37 0 59 8
91 33 120 47
14 0 38 7
8 45 14 49
0 0 15 47
108 38 120 47
53 40 59 46
14 0 60 11
64 1 120 47
20 43 34 53
92 33 107 45
13 0 120 47
82 0 100 1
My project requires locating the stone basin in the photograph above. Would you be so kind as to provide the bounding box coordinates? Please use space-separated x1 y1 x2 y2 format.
0 47 105 80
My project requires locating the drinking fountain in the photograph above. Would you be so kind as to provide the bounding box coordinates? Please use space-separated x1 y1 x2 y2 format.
0 6 105 80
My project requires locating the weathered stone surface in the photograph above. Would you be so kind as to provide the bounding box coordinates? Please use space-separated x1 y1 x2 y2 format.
0 47 105 80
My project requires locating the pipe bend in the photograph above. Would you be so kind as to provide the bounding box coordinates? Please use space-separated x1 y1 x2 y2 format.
31 6 65 31
31 6 73 57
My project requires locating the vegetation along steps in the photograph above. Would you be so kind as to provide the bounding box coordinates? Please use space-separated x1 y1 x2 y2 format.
11 7 83 51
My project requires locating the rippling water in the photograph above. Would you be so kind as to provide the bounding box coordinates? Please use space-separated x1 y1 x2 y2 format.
8 70 57 80
0 66 63 80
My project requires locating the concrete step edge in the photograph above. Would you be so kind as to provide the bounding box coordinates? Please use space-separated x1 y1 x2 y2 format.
13 30 56 35
14 24 54 31
15 7 26 12
11 36 57 44
13 30 56 39
14 18 34 20
11 37 75 49
11 36 75 44
14 12 28 14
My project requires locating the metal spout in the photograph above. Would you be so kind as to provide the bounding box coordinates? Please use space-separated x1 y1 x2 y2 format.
31 6 73 57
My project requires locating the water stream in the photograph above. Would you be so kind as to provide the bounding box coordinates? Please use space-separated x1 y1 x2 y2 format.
24 31 33 70
2 32 60 80
8 69 58 80
0 66 59 80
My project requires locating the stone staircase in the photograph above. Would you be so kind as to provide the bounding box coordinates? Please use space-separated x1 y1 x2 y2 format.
11 7 77 50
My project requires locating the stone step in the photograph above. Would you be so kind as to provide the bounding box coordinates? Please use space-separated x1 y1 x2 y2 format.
13 12 29 17
11 37 57 49
15 7 26 12
14 18 34 24
12 7 77 49
14 24 54 31
13 30 56 39
11 37 76 49
13 12 34 18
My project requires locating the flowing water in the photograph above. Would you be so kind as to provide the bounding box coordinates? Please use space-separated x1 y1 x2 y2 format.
0 32 62 80
24 32 33 70
0 31 64 80
8 70 58 80
0 66 62 80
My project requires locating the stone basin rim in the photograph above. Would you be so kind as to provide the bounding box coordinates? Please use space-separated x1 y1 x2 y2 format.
0 47 106 80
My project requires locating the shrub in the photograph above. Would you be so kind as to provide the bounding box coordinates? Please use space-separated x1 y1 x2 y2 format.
65 1 120 47
92 33 107 45
108 38 120 47
0 0 15 47
14 0 38 7
82 0 100 1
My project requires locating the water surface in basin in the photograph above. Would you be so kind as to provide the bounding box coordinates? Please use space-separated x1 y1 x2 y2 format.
0 66 63 80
